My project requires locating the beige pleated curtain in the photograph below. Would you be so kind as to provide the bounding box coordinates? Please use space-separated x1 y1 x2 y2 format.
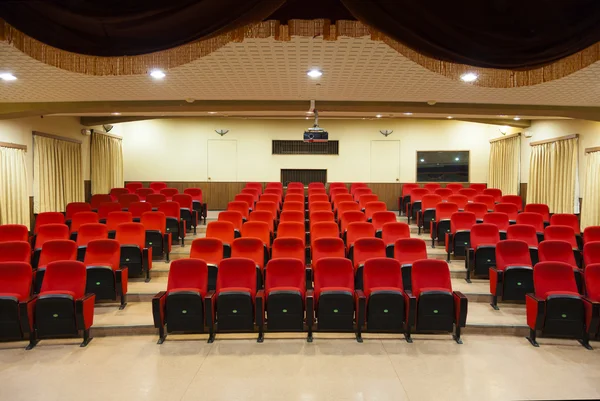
581 149 600 229
33 134 84 213
0 146 30 227
527 136 579 214
488 134 520 195
91 132 123 195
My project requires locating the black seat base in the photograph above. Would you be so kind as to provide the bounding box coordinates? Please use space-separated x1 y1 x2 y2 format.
216 292 254 332
0 298 23 341
317 292 354 332
85 267 117 301
267 292 304 332
502 267 534 302
166 292 204 334
367 291 405 332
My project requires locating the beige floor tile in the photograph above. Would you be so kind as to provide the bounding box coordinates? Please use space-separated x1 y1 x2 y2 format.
94 302 154 326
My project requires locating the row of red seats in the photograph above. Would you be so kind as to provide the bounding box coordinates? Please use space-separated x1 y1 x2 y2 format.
399 182 489 216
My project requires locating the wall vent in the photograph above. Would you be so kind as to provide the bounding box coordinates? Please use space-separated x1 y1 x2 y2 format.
272 140 339 155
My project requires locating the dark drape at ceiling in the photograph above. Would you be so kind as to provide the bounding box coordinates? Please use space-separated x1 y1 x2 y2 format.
1 0 600 69
340 0 600 69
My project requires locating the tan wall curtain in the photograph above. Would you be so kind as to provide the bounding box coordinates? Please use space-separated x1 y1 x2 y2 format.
33 135 84 213
0 146 30 227
527 137 579 214
488 135 520 195
91 132 123 195
581 150 600 229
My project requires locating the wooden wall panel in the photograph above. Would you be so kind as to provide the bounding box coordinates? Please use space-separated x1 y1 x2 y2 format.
520 183 528 204
84 180 91 202
366 183 402 210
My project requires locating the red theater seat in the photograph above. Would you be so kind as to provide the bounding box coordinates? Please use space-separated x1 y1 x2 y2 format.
248 210 275 236
255 201 279 219
206 221 235 257
97 202 123 223
276 221 305 245
469 183 487 193
241 188 260 203
36 240 78 293
190 238 223 291
494 203 519 223
526 261 591 349
282 201 304 214
184 188 208 224
309 201 331 214
584 242 600 268
445 183 463 193
584 226 600 244
352 238 386 290
309 211 335 229
447 194 469 211
490 240 534 309
381 222 411 257
482 188 502 203
0 262 34 344
287 182 304 190
150 182 167 192
365 201 387 221
507 224 540 265
125 182 143 193
173 193 199 234
330 187 349 204
446 212 476 261
246 182 263 194
279 210 304 224
417 194 443 234
34 212 65 234
159 201 186 246
474 195 495 212
500 195 523 212
141 211 172 261
358 194 378 211
407 188 429 223
517 212 545 242
231 238 267 287
69 212 99 239
346 222 375 259
145 194 167 209
466 223 500 282
84 239 127 308
31 224 70 268
333 194 354 214
160 188 179 201
129 201 152 222
312 237 345 266
65 202 92 226
538 240 582 293
483 212 510 239
0 224 29 243
340 210 367 235
218 211 243 236
309 193 329 205
136 188 155 201
75 223 108 261
544 225 581 266
0 241 31 263
106 211 133 238
399 183 419 216
118 194 140 210
271 238 305 265
241 221 271 261
110 187 130 202
458 188 477 201
463 202 488 223
525 204 550 224
353 188 372 203
235 193 255 211
431 202 458 248
424 183 441 192
393 238 427 292
551 214 583 249
115 223 152 281
406 259 467 343
434 188 453 201
90 194 112 211
284 194 304 204
371 211 397 235
286 188 304 196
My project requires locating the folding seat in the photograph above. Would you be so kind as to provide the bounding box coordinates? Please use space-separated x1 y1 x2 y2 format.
583 242 600 269
106 211 133 239
205 258 262 342
308 182 325 191
446 183 463 193
309 221 339 248
381 222 411 257
352 238 386 290
136 188 155 202
0 224 29 242
264 187 283 199
308 188 327 199
256 200 279 221
117 194 140 210
516 212 545 243
241 187 260 204
358 194 379 211
0 241 31 263
90 194 112 211
350 183 368 195
65 202 92 226
110 187 130 201
311 237 345 266
31 224 70 268
115 223 153 281
333 193 354 214
483 212 510 240
494 203 519 224
145 193 167 210
34 212 65 234
490 240 534 309
308 193 329 205
337 201 361 221
422 183 440 192
248 210 275 237
190 238 223 291
309 201 331 214
473 195 495 212
469 183 487 193
35 239 78 293
584 226 600 244
284 194 304 204
246 182 263 194
241 221 271 264
172 193 198 234
125 182 143 193
235 193 255 211
0 261 34 344
330 187 349 204
97 202 122 223
500 195 523 212
266 181 283 189
393 238 427 292
309 210 335 228
69 211 99 241
231 238 267 288
30 260 95 348
551 214 583 249
75 223 108 261
84 239 127 308
262 258 309 336
286 187 304 196
328 182 346 192
464 202 487 223
406 259 467 343
353 187 372 202
159 201 186 246
150 182 167 192
482 188 502 203
184 188 208 224
406 188 430 224
282 201 304 214
340 210 367 236
279 210 304 225
312 257 363 341
526 261 591 349
371 211 397 236
434 188 453 201
287 182 304 190
365 201 387 221
346 222 375 260
218 211 244 237
447 194 469 211
260 193 282 210
539 240 582 293
399 183 419 216
458 188 477 201
160 188 179 201
271 238 306 266
445 212 476 261
544 225 581 267
465 223 500 281
205 221 235 257
416 194 442 234
430 202 459 247
277 219 305 240
524 203 551 225
128 201 152 222
141 211 172 261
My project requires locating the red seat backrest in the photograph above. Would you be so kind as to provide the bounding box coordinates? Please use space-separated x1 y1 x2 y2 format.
145 194 167 208
218 211 244 231
241 221 270 248
309 194 329 204
446 183 463 194
115 223 146 249
506 224 539 247
473 195 495 211
34 212 65 233
493 203 519 221
470 183 487 193
482 188 502 202
40 260 86 298
231 238 265 270
470 224 500 249
483 212 510 232
282 201 304 213
0 261 32 301
241 188 260 203
265 258 305 296
287 182 304 190
358 194 379 210
410 188 430 203
84 239 121 271
160 188 179 200
584 226 600 244
158 201 181 219
434 188 453 201
538 240 577 268
235 193 255 210
217 258 257 294
128 202 153 219
365 202 387 219
312 238 345 265
98 202 123 219
550 214 580 233
248 210 275 233
371 211 397 231
184 188 203 202
435 202 459 222
70 211 99 233
533 261 578 298
309 201 332 213
585 264 600 302
106 211 133 231
500 195 523 212
167 259 209 294
149 182 167 192
141 211 167 234
190 238 223 266
90 194 112 210
172 194 194 210
524 203 550 221
110 188 130 201
136 188 155 201
495 240 532 271
259 194 281 208
353 238 386 268
363 258 403 297
393 238 427 266
424 183 441 192
450 212 476 234
65 202 92 220
544 225 578 248
35 223 70 248
447 195 468 210
125 182 143 193
0 224 29 242
411 259 452 297
310 221 339 243
271 238 305 265
353 188 372 202
38 240 77 267
381 222 410 245
255 201 279 216
583 242 600 266
206 221 235 244
346 222 376 249
276 222 305 243
401 184 419 197
458 188 477 200
313 257 354 301
118 194 140 208
278 211 304 224
76 223 108 246
340 210 367 233
516 212 545 233
0 241 31 263
464 202 488 220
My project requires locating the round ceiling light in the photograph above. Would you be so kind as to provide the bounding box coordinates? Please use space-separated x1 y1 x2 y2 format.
307 69 323 78
460 72 478 82
150 69 166 79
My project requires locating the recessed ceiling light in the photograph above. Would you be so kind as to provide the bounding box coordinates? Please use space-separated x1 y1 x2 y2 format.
307 69 323 78
403 112 413 116
376 114 382 118
455 157 460 161
420 159 425 162
447 116 453 119
208 112 218 115
149 69 166 79
460 72 478 82
111 112 121 116
0 73 17 81
305 117 309 120
513 116 521 121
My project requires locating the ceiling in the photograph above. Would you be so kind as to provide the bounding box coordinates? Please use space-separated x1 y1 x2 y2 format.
1 35 600 121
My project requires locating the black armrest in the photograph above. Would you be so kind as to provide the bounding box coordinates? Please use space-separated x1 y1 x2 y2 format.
306 289 314 330
152 291 167 328
255 290 265 327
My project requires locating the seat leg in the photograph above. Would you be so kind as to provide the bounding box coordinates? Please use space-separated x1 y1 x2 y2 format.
257 327 264 343
307 326 313 343
80 329 92 347
465 268 471 284
207 328 215 343
157 325 167 344
452 324 463 344
526 328 539 347
490 295 499 310
26 331 39 350
120 294 127 310
578 333 593 350
165 251 170 263
145 267 151 283
404 323 413 343
355 324 363 343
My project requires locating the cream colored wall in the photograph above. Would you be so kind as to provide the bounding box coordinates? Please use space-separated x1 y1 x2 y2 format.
0 116 90 195
116 118 499 183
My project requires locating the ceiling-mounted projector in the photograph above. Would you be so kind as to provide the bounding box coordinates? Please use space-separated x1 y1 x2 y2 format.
304 109 328 142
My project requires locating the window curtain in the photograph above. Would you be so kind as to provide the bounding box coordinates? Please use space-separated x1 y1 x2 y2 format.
581 150 600 229
527 136 579 214
488 135 520 195
33 135 84 213
0 146 29 227
91 132 123 195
